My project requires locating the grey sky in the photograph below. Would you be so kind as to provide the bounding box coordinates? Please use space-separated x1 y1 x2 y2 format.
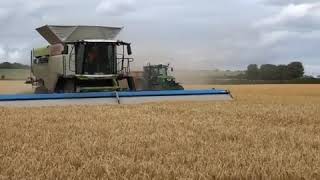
0 0 319 74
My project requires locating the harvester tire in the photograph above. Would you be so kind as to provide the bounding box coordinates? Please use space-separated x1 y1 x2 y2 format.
63 79 76 93
127 76 136 91
34 86 49 94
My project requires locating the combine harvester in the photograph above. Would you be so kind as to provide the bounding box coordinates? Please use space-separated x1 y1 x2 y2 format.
0 25 232 107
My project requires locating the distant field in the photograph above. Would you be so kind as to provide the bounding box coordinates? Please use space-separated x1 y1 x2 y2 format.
0 80 32 94
0 69 30 80
0 84 320 179
174 70 242 84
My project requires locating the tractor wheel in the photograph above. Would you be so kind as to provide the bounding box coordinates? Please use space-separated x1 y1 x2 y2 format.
176 84 184 90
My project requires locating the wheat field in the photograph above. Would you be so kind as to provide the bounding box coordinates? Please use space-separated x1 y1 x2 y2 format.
0 82 320 179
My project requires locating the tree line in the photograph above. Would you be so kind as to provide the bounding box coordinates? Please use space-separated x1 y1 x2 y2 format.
0 62 30 69
246 62 304 80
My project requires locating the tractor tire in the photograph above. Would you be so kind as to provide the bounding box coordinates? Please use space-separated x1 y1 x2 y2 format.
176 84 184 90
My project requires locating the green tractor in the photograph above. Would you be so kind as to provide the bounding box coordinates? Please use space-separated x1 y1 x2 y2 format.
143 64 184 90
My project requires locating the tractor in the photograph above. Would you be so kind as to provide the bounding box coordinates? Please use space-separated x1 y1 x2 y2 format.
142 64 184 90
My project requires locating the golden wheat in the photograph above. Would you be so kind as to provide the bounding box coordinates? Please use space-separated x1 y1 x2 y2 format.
0 83 320 179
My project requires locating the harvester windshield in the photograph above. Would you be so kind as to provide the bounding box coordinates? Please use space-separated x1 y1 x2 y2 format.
74 42 117 75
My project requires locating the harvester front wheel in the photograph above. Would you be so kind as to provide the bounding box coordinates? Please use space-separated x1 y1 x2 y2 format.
55 78 76 93
34 86 48 94
63 79 76 93
127 76 136 91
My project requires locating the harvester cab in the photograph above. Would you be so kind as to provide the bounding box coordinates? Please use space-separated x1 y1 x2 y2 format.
31 25 135 93
143 64 184 90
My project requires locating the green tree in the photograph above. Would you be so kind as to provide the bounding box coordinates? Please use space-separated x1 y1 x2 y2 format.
287 62 304 79
0 62 29 69
260 64 279 80
277 65 289 80
246 64 259 80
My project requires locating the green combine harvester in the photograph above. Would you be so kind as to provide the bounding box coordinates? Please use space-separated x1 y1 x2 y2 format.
0 25 232 107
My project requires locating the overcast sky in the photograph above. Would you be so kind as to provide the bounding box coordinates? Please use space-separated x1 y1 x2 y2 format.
0 0 319 74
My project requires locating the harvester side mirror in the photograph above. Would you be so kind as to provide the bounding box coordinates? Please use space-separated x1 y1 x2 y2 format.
127 44 132 55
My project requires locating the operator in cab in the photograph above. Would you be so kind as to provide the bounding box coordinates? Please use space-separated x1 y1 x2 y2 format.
85 46 98 75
